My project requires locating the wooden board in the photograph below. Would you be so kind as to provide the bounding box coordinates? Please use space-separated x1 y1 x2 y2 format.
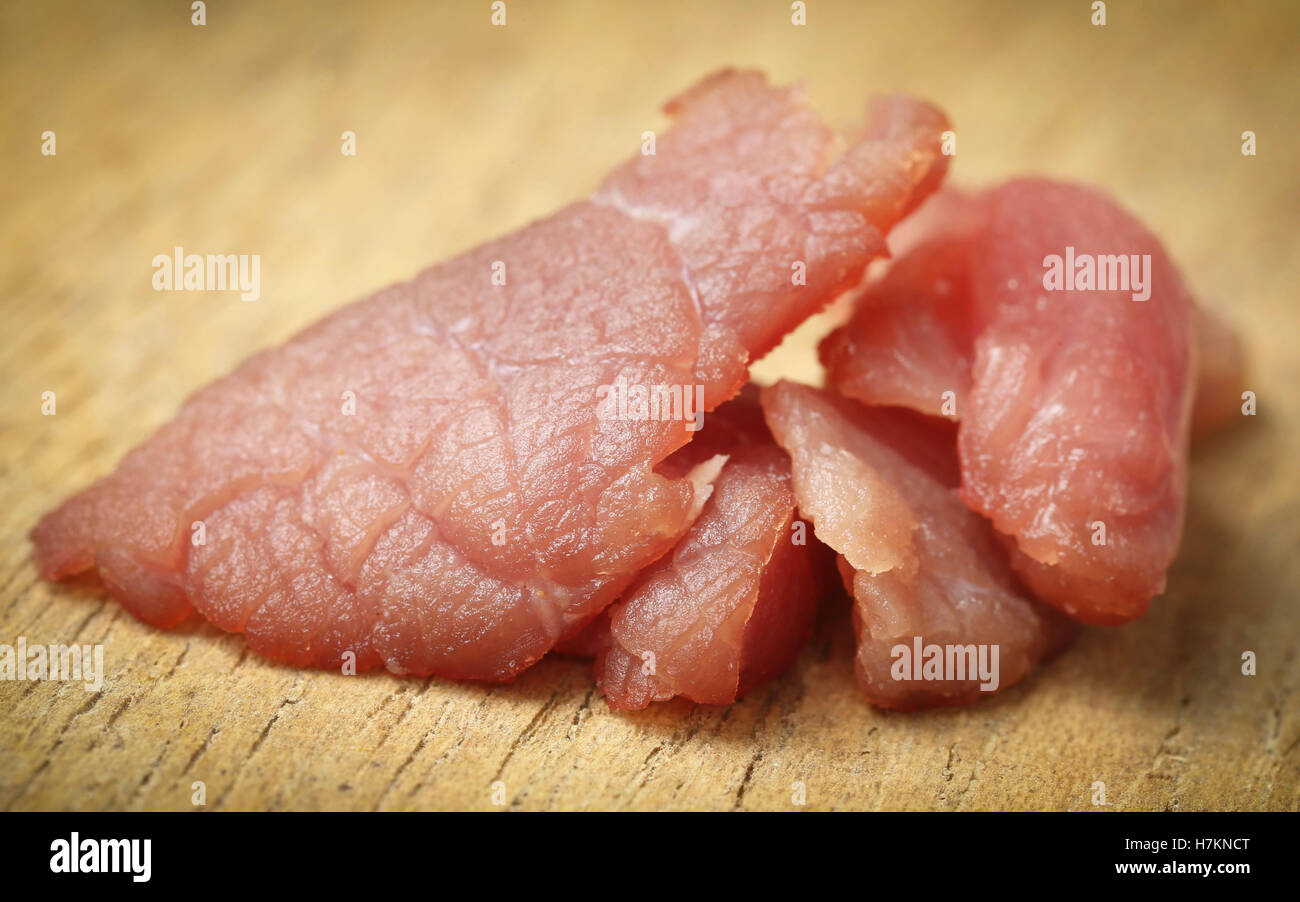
1 0 1296 811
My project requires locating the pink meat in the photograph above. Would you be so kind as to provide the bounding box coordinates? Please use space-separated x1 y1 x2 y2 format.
823 180 1236 625
31 70 950 680
821 231 976 419
761 381 1076 710
823 189 1244 439
569 387 833 709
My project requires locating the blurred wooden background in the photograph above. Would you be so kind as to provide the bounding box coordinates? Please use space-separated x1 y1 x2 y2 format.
1 0 1296 811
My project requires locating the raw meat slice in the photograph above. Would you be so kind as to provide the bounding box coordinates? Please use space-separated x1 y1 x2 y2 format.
571 387 833 709
823 190 1245 438
31 70 950 680
821 230 976 419
760 381 1076 710
823 180 1237 624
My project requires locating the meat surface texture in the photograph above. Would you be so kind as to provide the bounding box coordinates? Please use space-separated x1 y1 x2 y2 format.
761 381 1076 710
823 180 1220 625
31 70 950 680
823 188 1244 440
821 229 976 419
577 387 832 709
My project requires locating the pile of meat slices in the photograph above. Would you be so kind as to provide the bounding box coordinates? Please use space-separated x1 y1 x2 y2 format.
31 70 1246 711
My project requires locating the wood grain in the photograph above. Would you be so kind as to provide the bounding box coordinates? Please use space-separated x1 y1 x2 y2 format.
1 0 1296 811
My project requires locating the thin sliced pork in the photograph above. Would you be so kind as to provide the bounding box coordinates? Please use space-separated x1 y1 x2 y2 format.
761 381 1076 711
823 190 1244 440
822 180 1241 624
31 70 950 679
571 387 832 709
